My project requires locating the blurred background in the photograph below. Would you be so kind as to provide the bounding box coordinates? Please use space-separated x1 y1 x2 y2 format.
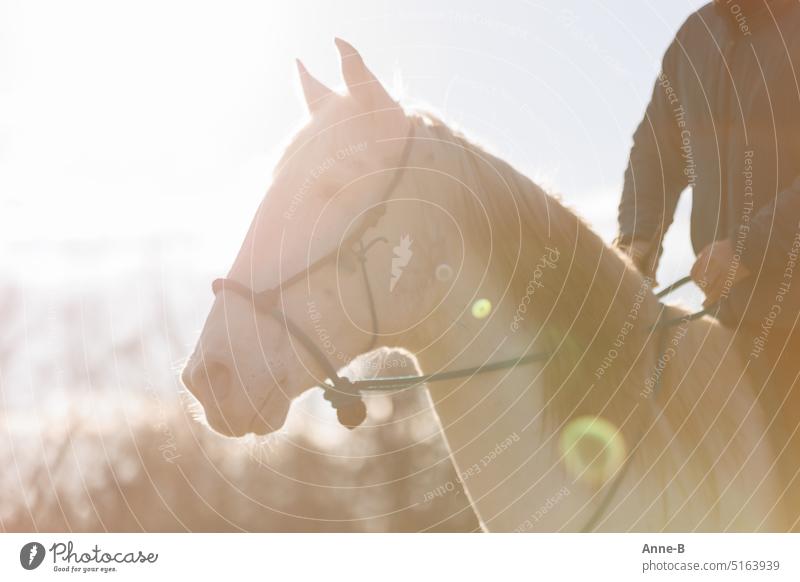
1 0 705 532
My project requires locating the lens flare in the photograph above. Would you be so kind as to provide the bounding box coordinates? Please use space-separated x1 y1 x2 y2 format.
559 416 626 484
471 298 492 319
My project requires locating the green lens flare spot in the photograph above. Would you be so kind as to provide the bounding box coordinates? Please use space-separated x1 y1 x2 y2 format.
471 298 492 319
559 416 627 484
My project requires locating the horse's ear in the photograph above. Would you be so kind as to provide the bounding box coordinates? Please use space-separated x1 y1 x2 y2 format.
334 38 394 109
296 59 333 114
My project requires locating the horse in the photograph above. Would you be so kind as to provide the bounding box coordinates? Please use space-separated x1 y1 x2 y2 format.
182 39 788 531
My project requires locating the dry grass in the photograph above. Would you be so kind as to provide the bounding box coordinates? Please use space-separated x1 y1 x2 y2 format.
1 396 479 532
0 277 478 532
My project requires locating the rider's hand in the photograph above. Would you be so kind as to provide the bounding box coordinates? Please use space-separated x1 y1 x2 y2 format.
615 237 659 285
690 239 751 307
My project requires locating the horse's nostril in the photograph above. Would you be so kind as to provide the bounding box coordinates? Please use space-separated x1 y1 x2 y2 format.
184 359 232 403
201 360 232 402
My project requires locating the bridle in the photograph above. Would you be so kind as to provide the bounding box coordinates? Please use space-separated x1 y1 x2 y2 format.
212 124 550 429
210 121 715 531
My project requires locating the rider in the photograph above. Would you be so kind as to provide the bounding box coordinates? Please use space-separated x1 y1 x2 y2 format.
614 0 800 527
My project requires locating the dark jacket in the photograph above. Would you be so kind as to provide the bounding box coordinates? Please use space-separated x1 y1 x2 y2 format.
618 0 800 330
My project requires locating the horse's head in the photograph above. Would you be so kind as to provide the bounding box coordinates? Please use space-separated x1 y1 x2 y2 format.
182 40 453 436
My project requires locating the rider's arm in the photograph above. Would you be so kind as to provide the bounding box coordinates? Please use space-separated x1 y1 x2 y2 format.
617 36 690 269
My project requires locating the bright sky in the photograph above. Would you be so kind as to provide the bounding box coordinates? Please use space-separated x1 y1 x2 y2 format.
0 0 707 290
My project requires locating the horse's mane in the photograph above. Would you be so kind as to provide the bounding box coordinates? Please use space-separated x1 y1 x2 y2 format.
406 111 746 450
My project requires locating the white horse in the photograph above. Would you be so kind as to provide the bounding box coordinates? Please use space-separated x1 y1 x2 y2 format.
182 40 788 531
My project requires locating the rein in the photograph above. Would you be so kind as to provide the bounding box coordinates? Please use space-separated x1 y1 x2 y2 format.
321 276 713 426
652 275 719 328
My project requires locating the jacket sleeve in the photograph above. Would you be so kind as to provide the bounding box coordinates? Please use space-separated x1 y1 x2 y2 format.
618 38 690 245
740 175 800 271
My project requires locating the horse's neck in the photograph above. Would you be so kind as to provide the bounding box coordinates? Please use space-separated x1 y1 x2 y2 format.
410 231 660 530
416 297 592 531
424 345 634 532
